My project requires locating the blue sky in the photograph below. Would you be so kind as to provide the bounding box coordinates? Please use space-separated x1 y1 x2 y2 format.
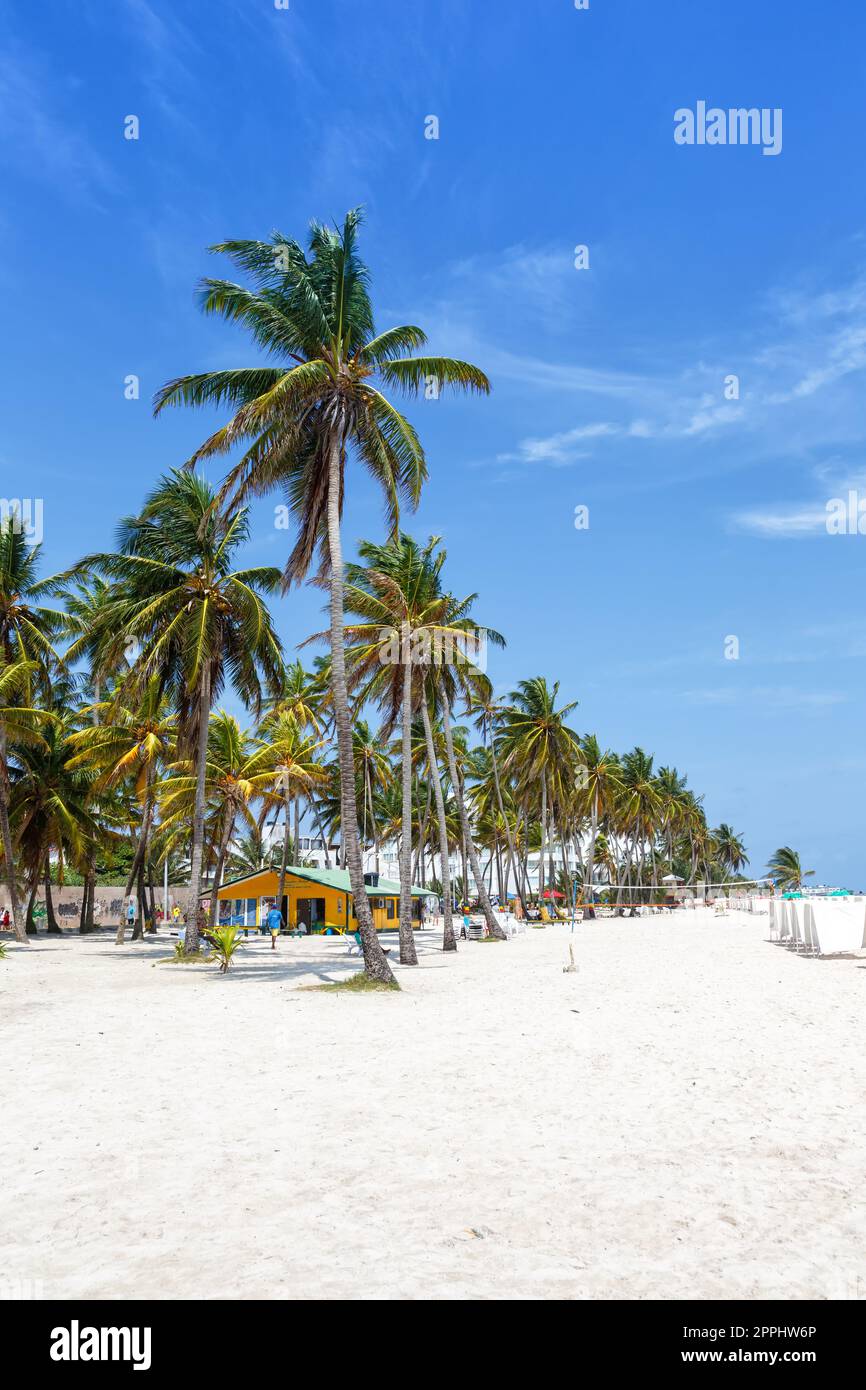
2 0 865 884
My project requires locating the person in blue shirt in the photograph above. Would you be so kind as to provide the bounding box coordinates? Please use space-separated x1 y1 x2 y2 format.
266 905 283 949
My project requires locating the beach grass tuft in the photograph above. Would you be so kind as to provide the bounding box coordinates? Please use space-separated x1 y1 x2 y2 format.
302 971 400 993
156 947 213 966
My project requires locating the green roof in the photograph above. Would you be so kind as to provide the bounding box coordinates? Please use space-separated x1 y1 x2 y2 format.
211 864 434 898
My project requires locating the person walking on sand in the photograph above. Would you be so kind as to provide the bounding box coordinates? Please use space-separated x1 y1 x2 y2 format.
266 903 283 950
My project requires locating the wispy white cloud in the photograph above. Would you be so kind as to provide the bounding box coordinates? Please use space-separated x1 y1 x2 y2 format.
420 243 866 472
730 466 866 538
680 686 849 710
0 41 116 203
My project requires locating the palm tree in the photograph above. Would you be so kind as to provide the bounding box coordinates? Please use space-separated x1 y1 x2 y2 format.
153 209 490 983
261 659 329 864
66 677 176 942
75 470 284 954
11 699 109 936
255 710 327 923
351 719 392 876
468 682 527 915
338 534 448 963
0 522 67 942
766 846 813 892
577 736 622 911
654 766 689 885
226 827 280 878
617 748 661 905
498 678 581 909
160 710 293 927
714 823 749 878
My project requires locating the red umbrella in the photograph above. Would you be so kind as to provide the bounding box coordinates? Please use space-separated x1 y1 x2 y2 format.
541 889 564 899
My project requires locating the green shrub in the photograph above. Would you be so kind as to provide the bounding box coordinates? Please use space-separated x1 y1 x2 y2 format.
209 924 244 974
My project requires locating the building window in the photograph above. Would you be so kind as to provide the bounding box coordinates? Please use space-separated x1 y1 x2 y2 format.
386 899 395 919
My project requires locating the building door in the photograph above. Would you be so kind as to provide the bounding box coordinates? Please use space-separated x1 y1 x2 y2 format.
297 897 326 932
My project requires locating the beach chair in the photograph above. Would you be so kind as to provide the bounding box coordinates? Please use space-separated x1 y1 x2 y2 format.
800 902 818 956
788 901 805 952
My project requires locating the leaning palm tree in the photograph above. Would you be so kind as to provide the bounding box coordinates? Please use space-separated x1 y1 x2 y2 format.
766 846 813 892
72 470 284 954
153 209 490 983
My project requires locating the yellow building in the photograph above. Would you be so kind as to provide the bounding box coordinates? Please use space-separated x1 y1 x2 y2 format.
208 865 434 934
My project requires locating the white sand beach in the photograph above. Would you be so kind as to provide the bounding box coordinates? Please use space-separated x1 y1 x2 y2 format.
2 910 864 1301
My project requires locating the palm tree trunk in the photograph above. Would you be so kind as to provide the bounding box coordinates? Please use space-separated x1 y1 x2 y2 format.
490 734 526 915
208 809 235 928
326 428 395 985
584 790 599 916
44 864 61 933
276 785 292 924
132 861 146 940
79 872 90 934
437 677 506 939
0 723 26 943
538 776 548 908
310 798 332 868
184 667 211 956
419 692 455 951
397 648 418 965
25 876 38 935
118 781 154 944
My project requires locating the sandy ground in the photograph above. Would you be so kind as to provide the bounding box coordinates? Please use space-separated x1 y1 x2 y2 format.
1 908 865 1301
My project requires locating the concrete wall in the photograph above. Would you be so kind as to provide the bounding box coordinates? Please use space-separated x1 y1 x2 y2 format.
0 884 196 927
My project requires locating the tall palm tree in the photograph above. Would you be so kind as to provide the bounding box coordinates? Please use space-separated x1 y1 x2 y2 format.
469 682 527 915
617 748 661 904
261 658 329 864
66 677 176 942
0 522 67 942
766 846 813 892
160 710 294 927
153 209 490 983
11 699 109 935
577 736 622 910
338 534 448 962
654 765 689 884
75 470 284 954
498 678 581 909
351 718 392 876
255 710 327 922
